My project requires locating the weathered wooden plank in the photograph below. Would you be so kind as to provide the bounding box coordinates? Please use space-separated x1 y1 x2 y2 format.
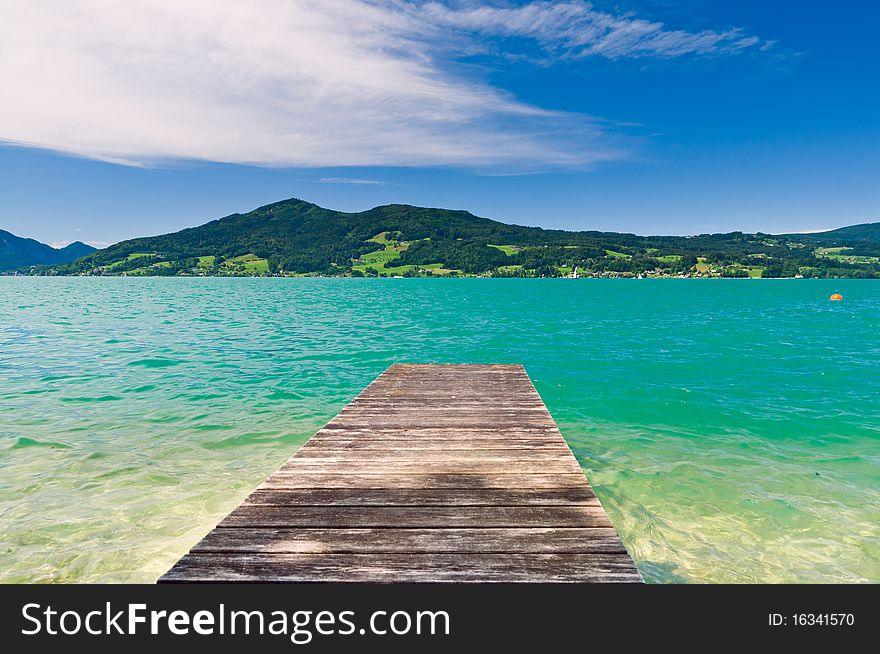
191 527 625 554
293 450 574 459
361 383 536 391
321 425 558 430
219 505 613 528
331 417 554 425
322 426 560 434
333 414 551 421
243 487 596 506
160 553 641 583
349 397 544 404
364 381 488 386
278 460 584 475
287 451 578 462
297 439 572 450
339 405 549 411
257 472 592 490
315 430 564 440
318 425 560 432
346 398 545 402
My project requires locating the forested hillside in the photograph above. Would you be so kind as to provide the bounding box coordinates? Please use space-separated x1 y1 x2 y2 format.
26 199 880 278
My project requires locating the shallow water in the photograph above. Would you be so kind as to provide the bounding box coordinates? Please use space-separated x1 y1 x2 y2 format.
1 277 878 583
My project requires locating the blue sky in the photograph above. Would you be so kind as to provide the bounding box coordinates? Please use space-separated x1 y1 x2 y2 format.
0 1 878 247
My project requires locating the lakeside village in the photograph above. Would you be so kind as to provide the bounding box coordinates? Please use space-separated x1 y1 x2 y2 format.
18 260 816 279
11 231 880 279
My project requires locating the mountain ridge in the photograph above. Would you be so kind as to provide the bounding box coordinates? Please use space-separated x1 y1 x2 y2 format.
0 230 97 271
15 198 880 278
784 222 880 242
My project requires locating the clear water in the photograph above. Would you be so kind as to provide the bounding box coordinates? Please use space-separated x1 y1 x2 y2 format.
1 278 878 583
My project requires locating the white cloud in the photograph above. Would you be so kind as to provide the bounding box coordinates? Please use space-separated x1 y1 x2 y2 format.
0 1 765 169
421 1 763 59
318 177 388 185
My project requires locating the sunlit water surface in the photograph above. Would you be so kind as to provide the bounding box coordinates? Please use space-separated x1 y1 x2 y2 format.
1 278 878 583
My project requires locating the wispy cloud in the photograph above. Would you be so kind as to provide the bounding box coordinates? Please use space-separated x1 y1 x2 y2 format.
0 1 767 170
318 177 388 185
420 1 764 60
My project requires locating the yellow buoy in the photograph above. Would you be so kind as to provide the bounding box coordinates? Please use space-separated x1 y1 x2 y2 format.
830 293 843 301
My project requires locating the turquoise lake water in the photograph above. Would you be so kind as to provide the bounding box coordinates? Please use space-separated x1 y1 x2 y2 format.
1 277 878 583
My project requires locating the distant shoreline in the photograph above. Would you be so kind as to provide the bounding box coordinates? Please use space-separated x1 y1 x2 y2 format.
8 199 880 280
3 273 869 280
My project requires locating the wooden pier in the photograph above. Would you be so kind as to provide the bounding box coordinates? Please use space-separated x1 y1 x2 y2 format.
160 364 641 582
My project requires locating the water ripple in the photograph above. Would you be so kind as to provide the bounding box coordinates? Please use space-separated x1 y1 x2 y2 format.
0 277 878 583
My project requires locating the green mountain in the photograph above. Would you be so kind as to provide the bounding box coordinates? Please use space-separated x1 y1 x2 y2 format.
29 198 880 278
0 230 96 271
786 222 880 243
